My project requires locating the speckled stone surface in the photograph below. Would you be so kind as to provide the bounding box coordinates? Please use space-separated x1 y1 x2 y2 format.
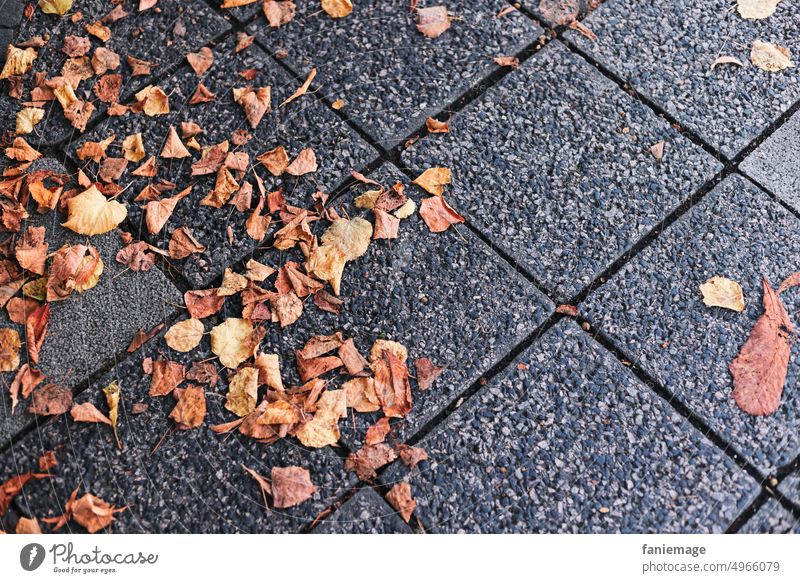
582 174 800 475
739 499 800 534
564 0 800 159
11 0 230 147
311 488 412 533
739 109 800 214
0 159 182 449
401 41 721 301
245 162 553 448
1 330 355 533
251 0 543 148
68 35 378 289
384 321 758 533
0 0 22 30
778 472 800 508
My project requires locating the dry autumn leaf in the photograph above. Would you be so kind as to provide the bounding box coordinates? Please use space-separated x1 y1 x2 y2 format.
16 107 45 135
386 482 416 523
71 492 126 533
295 389 346 448
751 40 795 72
711 55 744 70
210 318 257 369
539 0 579 25
225 366 259 417
233 86 271 129
286 147 318 176
425 116 450 133
122 133 146 162
29 384 73 416
415 357 444 390
281 68 316 107
738 0 782 19
187 46 213 76
321 217 372 260
62 186 127 235
0 46 37 79
416 6 451 38
165 318 204 352
419 195 464 233
46 244 104 300
374 349 412 418
730 278 793 416
271 466 317 508
264 1 296 27
148 359 186 397
170 385 207 429
135 85 170 116
321 0 352 18
413 167 451 196
103 381 122 448
70 402 113 425
38 0 73 15
0 328 21 371
699 276 745 312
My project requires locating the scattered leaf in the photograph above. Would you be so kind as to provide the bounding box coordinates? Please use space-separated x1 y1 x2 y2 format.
386 482 416 522
271 466 317 508
751 40 795 72
700 276 746 312
416 6 451 38
165 318 204 352
62 186 127 235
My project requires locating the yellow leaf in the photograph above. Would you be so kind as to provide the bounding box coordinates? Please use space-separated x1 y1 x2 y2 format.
38 0 74 15
737 0 782 19
164 318 204 352
62 185 127 235
122 133 145 162
15 108 45 135
751 40 795 72
210 318 255 369
321 0 352 18
135 85 170 116
0 46 38 80
225 367 259 417
306 244 346 295
254 352 284 391
103 381 122 449
0 329 21 372
320 217 372 260
412 167 451 196
699 276 746 312
295 390 346 448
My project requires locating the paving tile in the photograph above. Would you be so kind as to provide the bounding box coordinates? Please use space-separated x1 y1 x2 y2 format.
582 174 800 474
2 328 355 533
0 0 23 29
738 499 800 534
739 109 800 214
69 35 378 289
311 488 412 534
249 162 553 448
250 0 543 147
384 320 758 533
779 473 800 508
0 159 183 448
401 41 721 301
11 0 229 146
565 0 800 159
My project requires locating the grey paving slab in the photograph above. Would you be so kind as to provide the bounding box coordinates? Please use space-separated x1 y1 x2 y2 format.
250 162 553 448
739 499 800 534
401 41 721 301
565 0 800 159
0 159 183 449
0 0 22 29
0 27 13 66
11 0 229 146
2 328 355 533
582 174 800 475
250 0 543 148
312 488 412 534
384 320 758 533
779 473 800 508
69 34 378 289
740 109 800 214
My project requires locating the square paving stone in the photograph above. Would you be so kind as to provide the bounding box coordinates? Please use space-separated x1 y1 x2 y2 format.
739 109 800 214
582 174 800 475
0 159 182 450
250 0 543 148
401 41 721 301
383 320 758 533
68 34 378 289
564 0 800 159
0 0 23 29
738 499 800 534
779 472 800 508
311 488 412 534
2 327 355 533
11 0 229 147
246 161 553 449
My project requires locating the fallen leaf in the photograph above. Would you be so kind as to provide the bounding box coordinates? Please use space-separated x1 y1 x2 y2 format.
145 185 192 234
135 85 170 116
539 0 579 25
1 471 46 515
29 384 72 416
374 349 412 418
271 466 317 508
425 117 449 133
295 389 346 448
700 276 745 312
38 450 57 471
233 86 271 129
281 68 316 107
711 55 744 70
0 46 37 79
25 302 49 364
116 241 157 271
169 227 206 259
6 137 42 161
413 167 451 196
15 107 45 135
122 133 146 162
38 0 73 15
0 328 21 371
494 55 520 68
15 226 48 275
148 359 186 397
62 186 127 235
321 217 373 260
343 377 380 412
225 367 259 417
187 47 213 76
16 517 42 534
730 278 793 416
569 19 597 42
365 417 391 445
263 1 296 27
210 318 257 369
127 323 163 352
160 125 192 159
419 195 464 233
243 465 272 508
103 381 122 448
369 339 408 369
386 482 416 522
70 402 112 425
257 145 289 176
185 289 225 319
286 147 318 176
255 352 284 391
321 0 352 18
415 357 444 390
345 443 397 480
71 493 125 533
751 40 795 72
738 0 782 20
9 364 46 412
396 444 428 469
650 140 666 161
187 362 219 386
46 244 103 300
416 6 451 38
170 385 206 429
165 318 204 352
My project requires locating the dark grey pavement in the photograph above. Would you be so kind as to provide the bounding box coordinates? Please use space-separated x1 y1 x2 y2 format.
0 0 798 533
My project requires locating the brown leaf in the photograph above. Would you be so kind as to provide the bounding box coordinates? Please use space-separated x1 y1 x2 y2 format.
700 276 745 312
254 352 284 391
730 278 793 416
201 167 239 207
257 145 289 176
345 443 397 480
415 357 444 390
419 195 464 233
286 147 318 176
210 318 257 369
271 466 317 509
396 444 428 469
777 272 800 295
263 1 296 27
365 417 391 445
25 302 49 364
70 401 113 425
134 84 169 115
225 367 259 417
127 323 163 352
46 244 104 300
425 116 449 133
146 185 192 234
281 68 316 107
373 208 400 240
416 6 451 38
270 291 304 327
243 465 272 509
170 385 206 429
165 318 204 352
148 359 186 397
189 82 216 105
313 289 344 314
185 288 225 319
15 226 48 275
9 364 46 412
386 482 416 522
169 227 206 260
494 55 520 68
99 157 128 182
1 471 46 516
751 40 795 72
233 86 271 129
295 390 346 448
116 241 157 272
71 492 125 533
6 137 42 162
187 362 219 386
0 328 21 372
187 46 213 76
62 186 127 235
374 349 412 418
160 125 191 159
413 167 451 196
91 47 120 75
93 73 122 103
29 384 73 416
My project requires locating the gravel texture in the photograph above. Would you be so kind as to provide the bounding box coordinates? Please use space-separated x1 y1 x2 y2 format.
311 488 413 534
11 0 230 146
739 109 800 214
582 174 800 474
564 0 800 159
738 499 800 534
384 320 758 533
251 0 543 148
0 0 22 30
401 41 721 301
0 159 182 449
1 328 355 533
68 34 378 289
778 472 800 508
